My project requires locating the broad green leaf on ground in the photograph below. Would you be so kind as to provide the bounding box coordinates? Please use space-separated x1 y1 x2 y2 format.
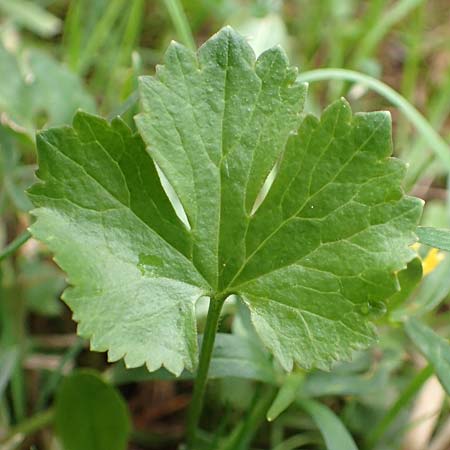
297 398 359 450
0 44 95 132
27 50 96 126
55 370 130 450
416 226 450 252
29 27 422 376
0 0 61 37
405 318 450 394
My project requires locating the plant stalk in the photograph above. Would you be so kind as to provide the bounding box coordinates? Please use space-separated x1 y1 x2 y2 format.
186 294 227 449
0 408 54 444
0 230 31 262
163 0 196 51
219 385 277 450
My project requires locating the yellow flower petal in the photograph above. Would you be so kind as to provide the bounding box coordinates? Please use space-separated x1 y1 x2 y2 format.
422 248 445 276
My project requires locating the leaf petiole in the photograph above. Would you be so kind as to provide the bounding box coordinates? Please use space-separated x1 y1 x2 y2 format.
186 293 227 449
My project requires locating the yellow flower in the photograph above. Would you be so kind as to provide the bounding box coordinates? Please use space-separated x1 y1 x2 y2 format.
410 243 445 276
422 247 445 276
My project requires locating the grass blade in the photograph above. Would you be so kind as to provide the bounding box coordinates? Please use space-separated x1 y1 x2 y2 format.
0 347 18 400
163 0 196 51
405 319 450 394
0 230 31 262
416 227 450 252
77 0 128 75
297 398 359 450
297 69 450 171
267 373 303 422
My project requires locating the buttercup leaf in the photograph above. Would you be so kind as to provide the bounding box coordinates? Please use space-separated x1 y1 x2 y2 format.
29 27 422 375
29 114 205 376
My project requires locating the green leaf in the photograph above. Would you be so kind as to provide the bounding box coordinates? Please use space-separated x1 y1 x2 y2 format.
55 370 130 450
29 114 205 376
25 49 96 127
267 372 303 421
0 0 61 37
405 318 450 394
29 27 422 376
302 365 389 397
416 226 450 252
0 44 95 132
136 26 307 288
297 398 359 450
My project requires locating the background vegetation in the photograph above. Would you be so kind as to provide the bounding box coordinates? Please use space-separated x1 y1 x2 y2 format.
0 0 450 449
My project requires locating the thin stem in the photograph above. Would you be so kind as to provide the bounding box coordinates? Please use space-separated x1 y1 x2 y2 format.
35 338 85 411
219 385 277 450
63 0 84 70
350 0 424 68
0 408 54 444
163 0 196 51
77 0 127 75
186 294 227 449
297 69 450 171
0 230 31 262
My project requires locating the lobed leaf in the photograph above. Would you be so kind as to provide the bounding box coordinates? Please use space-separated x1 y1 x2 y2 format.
29 114 206 375
29 27 422 375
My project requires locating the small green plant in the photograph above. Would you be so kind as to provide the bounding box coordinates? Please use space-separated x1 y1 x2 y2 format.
28 26 424 448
